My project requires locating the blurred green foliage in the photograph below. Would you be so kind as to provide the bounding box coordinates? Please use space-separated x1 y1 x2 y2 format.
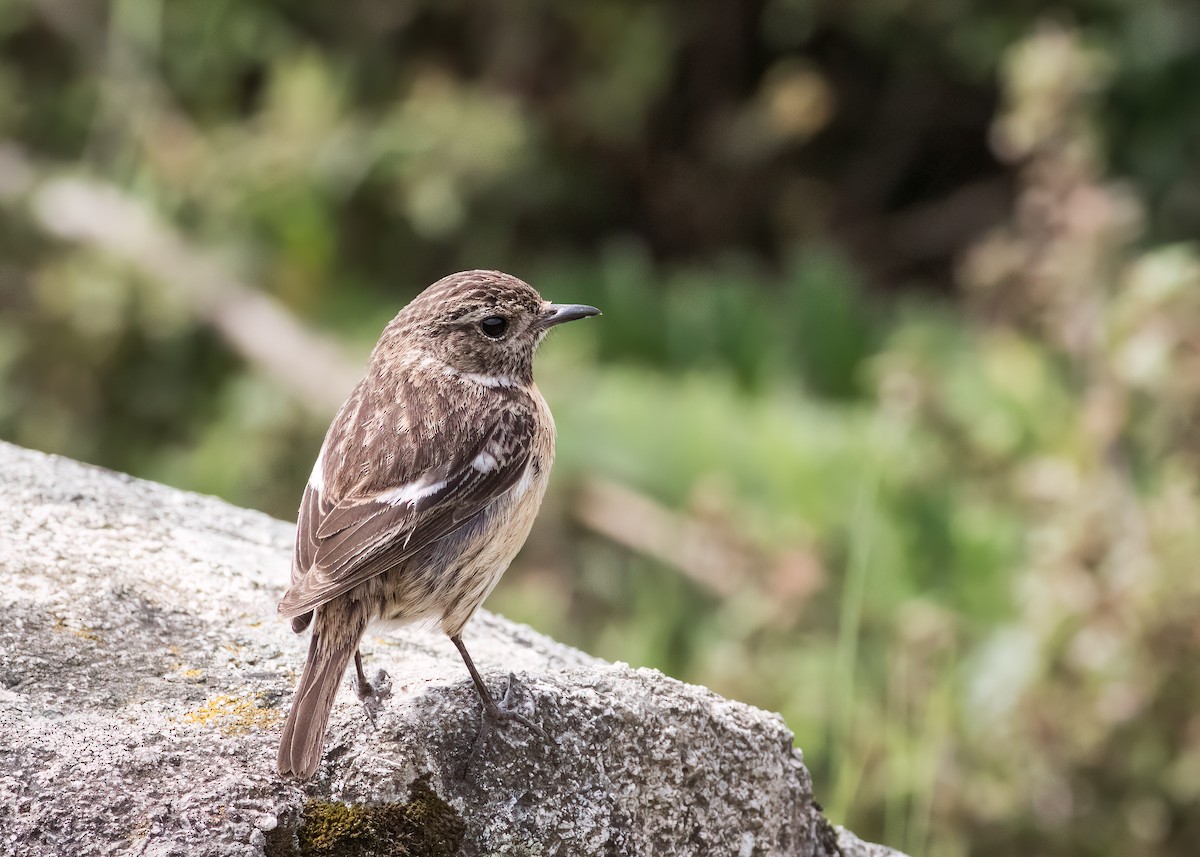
2 3 1199 856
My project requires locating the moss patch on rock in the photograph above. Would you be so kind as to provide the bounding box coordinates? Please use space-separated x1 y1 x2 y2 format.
298 774 465 857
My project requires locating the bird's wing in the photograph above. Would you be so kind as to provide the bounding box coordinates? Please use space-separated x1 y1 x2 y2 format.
279 401 534 620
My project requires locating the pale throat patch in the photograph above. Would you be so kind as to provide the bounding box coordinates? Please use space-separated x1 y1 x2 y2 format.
457 370 516 388
414 353 516 389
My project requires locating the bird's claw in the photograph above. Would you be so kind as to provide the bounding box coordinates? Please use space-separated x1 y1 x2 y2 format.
459 672 545 779
489 672 547 739
355 668 392 728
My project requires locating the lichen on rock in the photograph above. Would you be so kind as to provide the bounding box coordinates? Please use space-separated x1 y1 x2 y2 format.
183 691 284 736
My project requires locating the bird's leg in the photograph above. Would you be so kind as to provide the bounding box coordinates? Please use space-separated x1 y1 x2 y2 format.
353 649 392 727
451 634 546 752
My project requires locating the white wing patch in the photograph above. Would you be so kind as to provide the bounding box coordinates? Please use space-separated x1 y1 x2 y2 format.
307 447 325 493
472 450 499 473
512 461 538 499
377 479 447 507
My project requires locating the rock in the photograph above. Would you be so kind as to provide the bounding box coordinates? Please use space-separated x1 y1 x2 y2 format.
0 442 906 856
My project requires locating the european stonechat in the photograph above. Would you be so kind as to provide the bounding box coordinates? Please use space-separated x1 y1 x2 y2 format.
276 270 599 779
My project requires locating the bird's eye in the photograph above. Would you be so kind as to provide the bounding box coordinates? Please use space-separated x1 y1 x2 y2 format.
479 316 508 339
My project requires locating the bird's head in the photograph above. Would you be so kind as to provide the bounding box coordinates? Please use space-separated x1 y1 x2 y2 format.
379 270 600 386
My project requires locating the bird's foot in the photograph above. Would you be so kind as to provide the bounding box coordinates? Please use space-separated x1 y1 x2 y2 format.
459 673 546 779
355 668 392 728
483 672 547 739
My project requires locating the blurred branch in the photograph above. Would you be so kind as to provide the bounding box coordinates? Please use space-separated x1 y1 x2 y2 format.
26 0 105 54
0 144 359 413
575 476 752 598
575 476 825 608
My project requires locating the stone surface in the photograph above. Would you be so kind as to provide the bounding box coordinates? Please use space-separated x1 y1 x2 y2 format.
0 442 906 856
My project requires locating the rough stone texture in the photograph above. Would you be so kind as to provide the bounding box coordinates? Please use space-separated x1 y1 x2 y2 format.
0 442 907 856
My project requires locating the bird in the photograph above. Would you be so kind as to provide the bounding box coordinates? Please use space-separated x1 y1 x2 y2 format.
275 269 600 779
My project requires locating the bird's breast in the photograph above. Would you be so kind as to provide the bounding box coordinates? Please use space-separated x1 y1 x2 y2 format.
367 394 556 634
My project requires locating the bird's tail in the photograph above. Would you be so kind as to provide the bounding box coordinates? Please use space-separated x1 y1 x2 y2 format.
277 615 363 779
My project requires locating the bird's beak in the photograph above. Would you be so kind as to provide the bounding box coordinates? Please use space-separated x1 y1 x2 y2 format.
540 303 602 328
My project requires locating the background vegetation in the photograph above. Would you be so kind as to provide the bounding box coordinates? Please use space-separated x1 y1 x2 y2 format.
2 2 1199 855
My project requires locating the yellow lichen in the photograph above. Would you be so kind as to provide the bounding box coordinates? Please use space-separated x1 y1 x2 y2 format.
49 612 103 642
182 692 281 735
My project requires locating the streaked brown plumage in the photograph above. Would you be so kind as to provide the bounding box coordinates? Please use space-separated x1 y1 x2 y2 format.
276 270 599 779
